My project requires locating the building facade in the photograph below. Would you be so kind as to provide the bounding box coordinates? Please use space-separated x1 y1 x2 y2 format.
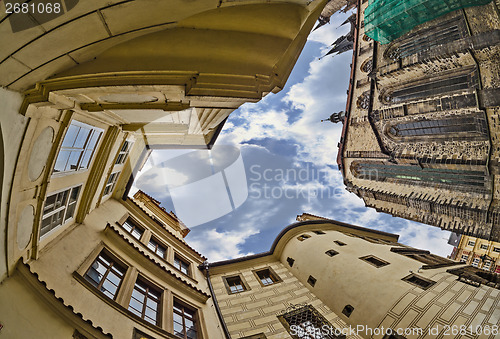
207 213 500 339
450 234 500 273
338 0 500 241
0 0 325 283
0 0 326 337
1 1 499 338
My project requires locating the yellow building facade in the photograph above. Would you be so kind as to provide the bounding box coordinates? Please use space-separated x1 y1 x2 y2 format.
1 1 499 338
0 0 327 337
451 235 500 273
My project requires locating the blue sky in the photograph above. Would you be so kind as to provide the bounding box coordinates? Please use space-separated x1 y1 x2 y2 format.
133 11 455 262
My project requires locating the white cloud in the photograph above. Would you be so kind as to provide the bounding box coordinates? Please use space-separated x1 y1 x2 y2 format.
187 227 259 262
397 221 454 257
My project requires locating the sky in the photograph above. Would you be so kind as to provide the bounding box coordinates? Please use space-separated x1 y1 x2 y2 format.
132 11 455 262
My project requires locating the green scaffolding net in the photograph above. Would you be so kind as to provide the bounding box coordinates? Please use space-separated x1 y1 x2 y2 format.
364 0 493 44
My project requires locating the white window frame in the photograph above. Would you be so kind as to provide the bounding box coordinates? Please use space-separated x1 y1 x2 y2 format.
40 185 82 238
482 260 491 271
103 171 120 196
115 140 133 165
53 120 103 175
472 257 480 267
460 254 468 263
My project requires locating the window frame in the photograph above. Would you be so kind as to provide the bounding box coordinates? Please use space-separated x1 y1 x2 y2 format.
325 249 339 257
115 140 134 165
307 275 317 287
173 254 191 276
222 274 250 295
103 171 121 196
147 236 168 260
252 267 282 287
40 185 82 238
359 255 390 268
297 234 311 241
277 304 341 339
121 218 145 241
402 273 436 290
173 299 199 339
128 276 163 326
83 249 128 301
52 120 103 175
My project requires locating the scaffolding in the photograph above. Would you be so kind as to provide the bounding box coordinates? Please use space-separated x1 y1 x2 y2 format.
364 0 493 44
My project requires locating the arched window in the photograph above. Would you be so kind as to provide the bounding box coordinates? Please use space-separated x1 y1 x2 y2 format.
353 162 486 188
387 116 486 137
360 58 373 73
381 68 477 104
383 15 466 60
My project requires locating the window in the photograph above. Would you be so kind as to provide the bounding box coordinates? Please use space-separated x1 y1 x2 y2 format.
128 278 161 325
254 268 281 287
225 276 246 294
402 274 436 290
325 249 339 257
307 275 316 287
240 334 267 339
494 247 500 253
103 171 120 196
173 301 198 339
387 116 485 138
115 140 133 165
334 240 346 246
53 120 103 173
482 260 492 271
148 237 167 259
342 305 354 317
277 304 341 339
382 333 406 339
122 219 144 240
472 257 480 267
468 241 476 247
41 185 81 237
313 230 325 235
354 162 487 188
460 254 469 263
297 234 310 241
84 251 126 300
480 244 488 250
360 255 390 268
287 257 295 267
174 255 190 275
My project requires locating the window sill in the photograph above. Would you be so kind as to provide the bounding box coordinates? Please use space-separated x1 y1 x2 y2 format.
73 272 179 339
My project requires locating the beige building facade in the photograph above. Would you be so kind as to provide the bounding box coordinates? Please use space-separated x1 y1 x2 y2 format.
207 213 500 339
338 0 500 242
0 0 327 338
1 1 500 338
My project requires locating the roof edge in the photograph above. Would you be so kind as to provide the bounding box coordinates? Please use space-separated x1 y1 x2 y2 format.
208 218 399 267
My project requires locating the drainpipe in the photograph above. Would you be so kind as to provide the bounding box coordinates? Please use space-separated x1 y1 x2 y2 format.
200 262 232 339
